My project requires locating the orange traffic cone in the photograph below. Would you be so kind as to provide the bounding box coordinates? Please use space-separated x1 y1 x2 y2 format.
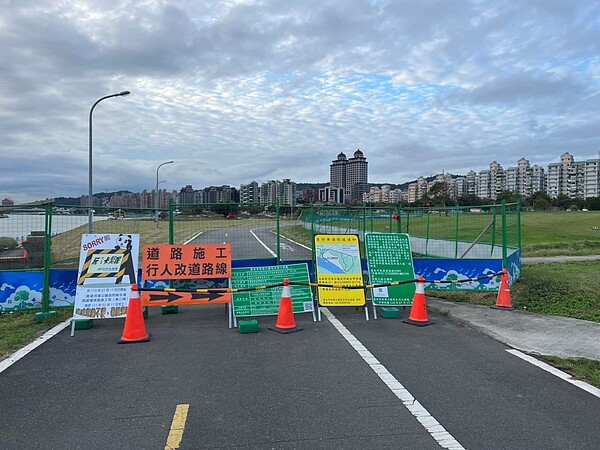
269 279 303 334
118 284 151 344
491 268 514 310
403 276 434 326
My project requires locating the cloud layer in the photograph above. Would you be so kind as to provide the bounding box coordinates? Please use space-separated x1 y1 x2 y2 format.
1 0 599 202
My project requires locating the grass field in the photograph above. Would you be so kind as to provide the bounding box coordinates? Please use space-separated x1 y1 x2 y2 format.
520 211 600 256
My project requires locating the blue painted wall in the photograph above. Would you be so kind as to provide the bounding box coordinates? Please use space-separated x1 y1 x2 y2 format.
0 255 516 311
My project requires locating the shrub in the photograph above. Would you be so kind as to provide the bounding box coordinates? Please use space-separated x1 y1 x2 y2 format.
0 237 18 250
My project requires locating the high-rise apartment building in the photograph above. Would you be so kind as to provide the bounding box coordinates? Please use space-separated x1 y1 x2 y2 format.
203 185 238 203
330 152 347 192
329 149 368 203
545 153 600 200
240 181 260 204
582 157 600 199
179 185 202 204
259 179 297 206
546 152 573 198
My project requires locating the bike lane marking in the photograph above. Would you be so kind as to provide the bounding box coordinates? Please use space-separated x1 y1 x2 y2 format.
0 318 71 374
250 229 277 257
322 308 465 450
506 349 600 399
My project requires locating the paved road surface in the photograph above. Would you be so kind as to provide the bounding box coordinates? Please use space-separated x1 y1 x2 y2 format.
1 305 599 449
189 225 312 261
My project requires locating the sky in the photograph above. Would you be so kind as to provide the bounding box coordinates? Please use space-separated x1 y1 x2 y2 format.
1 0 599 203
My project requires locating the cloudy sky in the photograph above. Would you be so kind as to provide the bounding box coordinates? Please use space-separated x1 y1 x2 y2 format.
2 0 599 203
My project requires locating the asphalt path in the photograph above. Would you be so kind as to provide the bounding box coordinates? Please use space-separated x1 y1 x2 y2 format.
3 231 600 448
1 304 599 449
188 225 312 262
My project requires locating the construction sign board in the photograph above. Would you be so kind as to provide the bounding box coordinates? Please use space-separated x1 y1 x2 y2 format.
365 233 416 306
231 263 314 317
314 234 365 307
73 233 140 320
142 244 231 280
140 243 232 306
141 289 231 306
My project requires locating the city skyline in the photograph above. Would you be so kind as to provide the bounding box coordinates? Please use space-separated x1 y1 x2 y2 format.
2 1 599 203
13 149 595 208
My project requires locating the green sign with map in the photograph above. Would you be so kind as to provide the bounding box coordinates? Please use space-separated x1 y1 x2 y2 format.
365 233 416 306
231 263 314 317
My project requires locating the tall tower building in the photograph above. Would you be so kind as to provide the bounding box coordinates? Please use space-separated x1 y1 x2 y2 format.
329 149 368 203
546 152 573 198
330 152 347 190
346 149 368 202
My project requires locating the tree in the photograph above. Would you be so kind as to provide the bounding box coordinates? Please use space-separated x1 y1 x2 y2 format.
585 197 600 211
211 203 239 217
427 181 453 207
496 190 518 203
552 194 572 210
457 194 484 207
533 197 551 211
527 191 552 209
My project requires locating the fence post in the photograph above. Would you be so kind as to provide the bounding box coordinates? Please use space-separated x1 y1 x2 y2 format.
516 198 522 252
35 203 58 321
276 199 281 265
396 204 401 233
310 202 315 250
491 205 497 257
502 200 508 269
455 205 460 258
42 204 52 312
425 207 430 257
169 198 174 244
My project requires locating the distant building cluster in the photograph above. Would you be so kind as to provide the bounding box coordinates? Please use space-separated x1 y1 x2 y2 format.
410 152 599 203
81 179 298 209
325 150 599 205
76 150 599 209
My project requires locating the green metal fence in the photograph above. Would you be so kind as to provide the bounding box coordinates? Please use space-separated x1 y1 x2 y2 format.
1 200 520 270
299 201 521 266
1 199 520 310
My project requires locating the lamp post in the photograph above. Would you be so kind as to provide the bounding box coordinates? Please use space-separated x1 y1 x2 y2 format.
88 91 131 233
155 161 174 227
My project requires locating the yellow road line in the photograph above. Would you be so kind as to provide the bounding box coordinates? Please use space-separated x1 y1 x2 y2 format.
165 404 190 450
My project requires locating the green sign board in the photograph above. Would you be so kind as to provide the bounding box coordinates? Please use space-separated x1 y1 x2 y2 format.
231 263 314 317
365 233 416 306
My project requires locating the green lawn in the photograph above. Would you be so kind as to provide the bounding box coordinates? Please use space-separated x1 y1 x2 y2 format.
521 211 600 256
0 308 72 361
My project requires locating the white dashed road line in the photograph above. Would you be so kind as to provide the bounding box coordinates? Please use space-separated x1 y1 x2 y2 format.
322 308 465 450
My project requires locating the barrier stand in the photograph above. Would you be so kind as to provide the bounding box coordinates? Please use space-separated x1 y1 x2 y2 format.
70 319 94 337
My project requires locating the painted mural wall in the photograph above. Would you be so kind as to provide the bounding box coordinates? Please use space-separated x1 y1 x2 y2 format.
1 253 520 312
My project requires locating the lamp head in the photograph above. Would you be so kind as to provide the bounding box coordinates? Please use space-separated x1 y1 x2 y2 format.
118 91 131 96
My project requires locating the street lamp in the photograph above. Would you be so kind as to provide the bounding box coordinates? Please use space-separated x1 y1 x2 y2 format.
88 90 131 233
155 160 174 227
